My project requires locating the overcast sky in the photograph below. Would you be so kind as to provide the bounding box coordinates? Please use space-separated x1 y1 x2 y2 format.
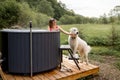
59 0 120 17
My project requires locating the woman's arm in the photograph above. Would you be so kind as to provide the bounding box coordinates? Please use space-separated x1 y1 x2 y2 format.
59 26 71 35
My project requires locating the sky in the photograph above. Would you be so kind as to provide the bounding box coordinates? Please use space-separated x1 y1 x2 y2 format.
59 0 120 18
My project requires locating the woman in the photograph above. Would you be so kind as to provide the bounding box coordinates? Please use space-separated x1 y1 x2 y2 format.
48 18 71 35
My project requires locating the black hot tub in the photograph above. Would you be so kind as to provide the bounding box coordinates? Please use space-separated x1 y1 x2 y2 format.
0 29 60 74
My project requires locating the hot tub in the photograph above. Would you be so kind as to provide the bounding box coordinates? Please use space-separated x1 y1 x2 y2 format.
0 29 60 74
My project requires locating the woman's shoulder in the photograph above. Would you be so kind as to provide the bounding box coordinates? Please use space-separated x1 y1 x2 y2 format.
57 25 62 29
56 25 60 28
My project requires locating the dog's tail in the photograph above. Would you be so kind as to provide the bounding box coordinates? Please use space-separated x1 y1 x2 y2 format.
86 45 91 53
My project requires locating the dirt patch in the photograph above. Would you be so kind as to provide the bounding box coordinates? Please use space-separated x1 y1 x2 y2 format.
88 56 120 80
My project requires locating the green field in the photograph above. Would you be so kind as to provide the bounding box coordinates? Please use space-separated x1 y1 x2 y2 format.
60 24 120 44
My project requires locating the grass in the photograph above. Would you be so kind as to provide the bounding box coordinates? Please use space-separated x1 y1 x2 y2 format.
114 61 120 70
60 24 120 44
90 46 120 57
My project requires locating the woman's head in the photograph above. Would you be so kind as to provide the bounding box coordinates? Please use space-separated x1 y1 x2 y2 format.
49 18 56 28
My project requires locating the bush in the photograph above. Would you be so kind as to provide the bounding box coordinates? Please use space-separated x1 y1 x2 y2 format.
59 15 76 24
90 47 120 57
0 0 20 28
85 36 109 46
107 25 120 50
36 0 54 17
0 1 50 28
32 12 50 28
18 2 50 28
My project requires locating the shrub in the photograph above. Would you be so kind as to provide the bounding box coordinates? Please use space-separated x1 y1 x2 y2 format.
36 0 54 17
0 1 50 29
90 47 120 57
85 36 109 46
107 25 120 50
59 15 76 24
0 0 20 28
18 2 50 28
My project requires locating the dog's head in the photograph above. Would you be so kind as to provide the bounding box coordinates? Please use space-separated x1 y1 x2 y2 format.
69 27 79 38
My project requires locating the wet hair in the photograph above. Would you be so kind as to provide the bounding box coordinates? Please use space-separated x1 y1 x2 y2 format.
49 18 56 28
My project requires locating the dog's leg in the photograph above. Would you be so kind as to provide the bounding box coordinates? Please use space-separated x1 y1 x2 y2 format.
85 53 89 65
73 40 78 55
73 47 77 55
73 44 78 59
80 54 84 63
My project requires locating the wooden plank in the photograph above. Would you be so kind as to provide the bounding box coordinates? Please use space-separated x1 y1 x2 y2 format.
14 75 24 80
32 75 41 80
63 57 88 71
22 76 33 80
59 57 99 80
63 60 84 73
4 73 15 80
54 68 68 77
37 74 49 80
59 56 99 80
63 55 98 70
59 67 99 80
50 69 63 79
0 68 7 80
0 55 99 80
42 71 56 80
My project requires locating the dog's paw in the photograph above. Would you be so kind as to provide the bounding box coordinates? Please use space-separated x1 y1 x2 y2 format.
86 62 89 65
80 61 83 63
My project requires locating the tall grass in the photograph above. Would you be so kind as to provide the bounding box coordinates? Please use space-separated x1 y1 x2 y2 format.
60 24 120 45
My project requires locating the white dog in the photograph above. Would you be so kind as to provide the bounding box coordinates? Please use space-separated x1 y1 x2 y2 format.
68 27 91 65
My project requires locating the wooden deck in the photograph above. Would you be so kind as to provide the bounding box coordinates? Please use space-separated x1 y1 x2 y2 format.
0 56 99 80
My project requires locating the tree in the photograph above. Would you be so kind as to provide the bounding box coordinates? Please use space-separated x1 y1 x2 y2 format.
89 17 99 24
75 15 84 24
48 0 66 20
36 0 54 17
114 6 120 16
114 6 120 24
100 13 108 24
59 15 76 24
0 0 20 28
18 2 50 28
108 5 120 24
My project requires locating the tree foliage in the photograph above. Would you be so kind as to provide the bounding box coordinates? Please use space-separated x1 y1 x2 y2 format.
18 2 50 28
0 0 50 28
38 0 54 17
59 15 76 24
0 0 20 28
0 0 119 29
